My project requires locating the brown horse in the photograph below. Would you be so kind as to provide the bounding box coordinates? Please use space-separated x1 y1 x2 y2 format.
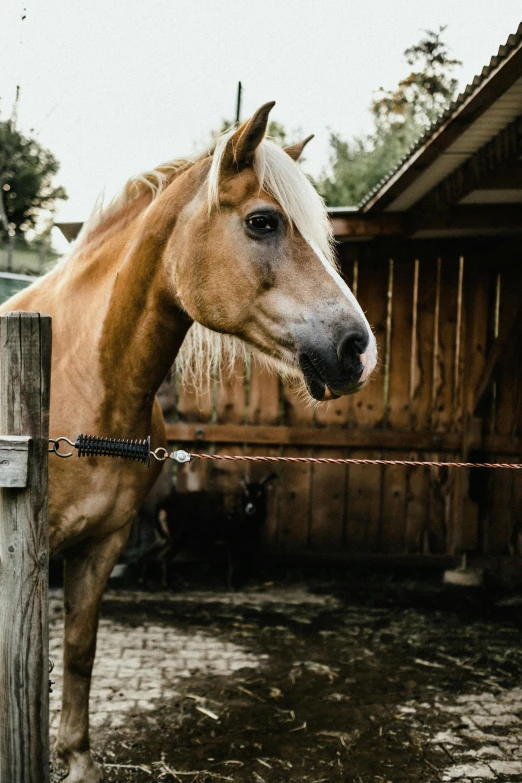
0 102 376 782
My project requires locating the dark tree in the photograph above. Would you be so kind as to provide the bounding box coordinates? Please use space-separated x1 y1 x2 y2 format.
0 109 67 241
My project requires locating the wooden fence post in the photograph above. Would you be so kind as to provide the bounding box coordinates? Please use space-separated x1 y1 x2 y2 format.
0 312 52 783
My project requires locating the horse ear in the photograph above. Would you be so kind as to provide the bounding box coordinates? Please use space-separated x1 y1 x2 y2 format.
222 101 276 171
284 134 314 162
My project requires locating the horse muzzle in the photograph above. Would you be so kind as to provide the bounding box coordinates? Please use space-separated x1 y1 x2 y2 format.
297 327 377 401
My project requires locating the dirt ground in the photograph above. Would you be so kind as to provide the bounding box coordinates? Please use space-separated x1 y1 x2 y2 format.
50 568 522 783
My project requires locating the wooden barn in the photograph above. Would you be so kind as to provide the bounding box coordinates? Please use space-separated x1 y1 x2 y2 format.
154 24 522 571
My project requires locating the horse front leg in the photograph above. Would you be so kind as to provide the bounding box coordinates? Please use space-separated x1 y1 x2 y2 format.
55 523 132 783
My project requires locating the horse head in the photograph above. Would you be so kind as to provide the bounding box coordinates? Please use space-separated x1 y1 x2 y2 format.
167 102 377 401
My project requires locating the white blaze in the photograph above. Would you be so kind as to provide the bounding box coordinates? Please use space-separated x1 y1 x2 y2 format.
306 239 377 382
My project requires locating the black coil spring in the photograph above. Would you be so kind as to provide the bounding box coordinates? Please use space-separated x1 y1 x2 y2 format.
74 434 150 466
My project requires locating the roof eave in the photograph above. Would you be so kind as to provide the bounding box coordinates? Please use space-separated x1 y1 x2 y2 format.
360 27 522 214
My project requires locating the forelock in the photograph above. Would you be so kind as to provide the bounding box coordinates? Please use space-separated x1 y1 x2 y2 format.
207 130 336 269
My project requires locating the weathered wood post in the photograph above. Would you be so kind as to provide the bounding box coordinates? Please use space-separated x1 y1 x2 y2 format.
0 312 52 783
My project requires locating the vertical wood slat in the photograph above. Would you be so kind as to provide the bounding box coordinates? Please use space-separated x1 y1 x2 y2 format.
410 257 437 431
451 257 489 553
402 257 429 552
345 254 389 552
489 462 513 555
487 263 521 553
247 360 281 426
345 460 382 552
381 258 414 552
245 360 282 546
512 466 522 555
404 459 429 553
431 256 461 433
431 256 460 552
212 358 248 505
353 255 389 429
280 375 315 549
309 448 347 550
494 265 521 438
310 238 354 550
216 356 247 425
0 312 52 783
277 446 312 551
387 258 415 430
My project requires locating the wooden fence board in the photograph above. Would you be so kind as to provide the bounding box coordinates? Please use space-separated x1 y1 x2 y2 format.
451 256 489 553
431 256 460 433
247 360 281 425
410 257 437 431
512 467 522 555
309 448 347 550
352 256 388 428
282 381 315 427
0 312 51 783
488 460 513 555
216 358 247 425
380 457 408 553
427 460 452 553
277 447 312 551
177 377 213 424
0 436 31 488
165 422 463 450
345 457 382 553
387 259 415 430
404 457 430 553
495 265 521 437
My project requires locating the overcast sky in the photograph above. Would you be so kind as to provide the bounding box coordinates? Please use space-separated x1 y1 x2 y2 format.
1 1 520 227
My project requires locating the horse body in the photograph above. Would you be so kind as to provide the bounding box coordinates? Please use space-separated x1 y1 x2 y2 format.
0 103 376 782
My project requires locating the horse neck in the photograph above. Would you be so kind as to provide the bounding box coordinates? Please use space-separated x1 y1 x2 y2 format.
90 166 205 432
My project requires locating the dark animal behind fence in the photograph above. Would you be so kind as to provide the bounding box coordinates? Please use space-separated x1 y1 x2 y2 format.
135 472 278 588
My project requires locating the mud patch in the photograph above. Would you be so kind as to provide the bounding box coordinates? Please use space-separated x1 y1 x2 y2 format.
50 572 522 782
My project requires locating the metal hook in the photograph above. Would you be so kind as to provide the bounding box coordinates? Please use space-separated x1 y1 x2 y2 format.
151 447 169 462
49 437 75 458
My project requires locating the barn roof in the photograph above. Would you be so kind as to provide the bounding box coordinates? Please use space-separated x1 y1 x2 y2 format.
357 23 522 215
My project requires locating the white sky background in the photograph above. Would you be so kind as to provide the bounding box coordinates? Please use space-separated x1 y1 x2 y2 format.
1 0 521 232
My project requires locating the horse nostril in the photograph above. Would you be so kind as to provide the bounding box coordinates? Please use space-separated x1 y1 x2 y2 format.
338 329 369 368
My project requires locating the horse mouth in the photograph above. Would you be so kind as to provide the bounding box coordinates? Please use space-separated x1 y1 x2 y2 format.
299 353 364 401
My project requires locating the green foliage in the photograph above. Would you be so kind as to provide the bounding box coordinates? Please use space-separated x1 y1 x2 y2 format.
0 110 67 241
317 27 462 206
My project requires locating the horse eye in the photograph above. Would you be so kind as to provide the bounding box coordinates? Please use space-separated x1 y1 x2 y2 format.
246 213 279 233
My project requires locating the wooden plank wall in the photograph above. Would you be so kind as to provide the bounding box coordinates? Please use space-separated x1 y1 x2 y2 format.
478 244 522 557
161 238 521 559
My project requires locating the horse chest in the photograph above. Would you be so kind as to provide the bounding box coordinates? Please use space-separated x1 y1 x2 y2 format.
48 459 159 553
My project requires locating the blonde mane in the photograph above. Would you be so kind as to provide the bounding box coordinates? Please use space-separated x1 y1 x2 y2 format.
73 159 193 248
72 126 336 390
